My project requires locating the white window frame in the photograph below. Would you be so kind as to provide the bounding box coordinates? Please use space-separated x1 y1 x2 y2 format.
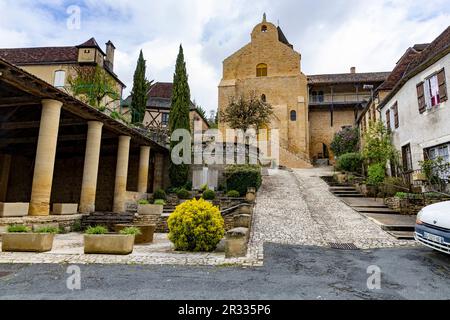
54 70 66 88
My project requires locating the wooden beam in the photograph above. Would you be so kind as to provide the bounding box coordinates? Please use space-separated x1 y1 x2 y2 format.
0 96 40 108
1 119 86 130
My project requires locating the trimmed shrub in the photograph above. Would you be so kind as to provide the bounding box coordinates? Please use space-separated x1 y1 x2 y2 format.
138 199 150 205
336 153 362 173
153 189 167 201
85 226 108 235
202 189 216 200
224 165 262 196
154 199 166 205
7 225 30 233
168 198 224 252
367 163 385 186
176 188 191 200
226 190 240 198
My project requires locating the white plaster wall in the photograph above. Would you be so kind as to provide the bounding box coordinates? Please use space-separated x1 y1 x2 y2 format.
380 53 450 170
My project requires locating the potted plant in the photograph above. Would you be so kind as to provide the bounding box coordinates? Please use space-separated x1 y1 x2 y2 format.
1 225 58 253
137 198 164 216
114 224 156 244
84 226 140 255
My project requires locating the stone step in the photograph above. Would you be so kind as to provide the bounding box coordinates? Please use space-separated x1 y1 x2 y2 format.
355 207 398 214
332 191 361 195
336 194 365 198
387 231 415 240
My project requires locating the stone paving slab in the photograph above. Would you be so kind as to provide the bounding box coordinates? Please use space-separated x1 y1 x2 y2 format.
364 213 417 229
341 197 387 208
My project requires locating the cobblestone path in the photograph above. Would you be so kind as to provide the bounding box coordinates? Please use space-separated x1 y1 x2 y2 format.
248 168 414 260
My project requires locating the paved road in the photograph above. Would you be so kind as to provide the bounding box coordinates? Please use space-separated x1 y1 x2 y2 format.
1 243 449 300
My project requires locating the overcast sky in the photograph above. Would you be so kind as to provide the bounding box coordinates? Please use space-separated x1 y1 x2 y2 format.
1 0 449 114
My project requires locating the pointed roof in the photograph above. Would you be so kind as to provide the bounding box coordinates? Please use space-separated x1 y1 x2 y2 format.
77 37 106 55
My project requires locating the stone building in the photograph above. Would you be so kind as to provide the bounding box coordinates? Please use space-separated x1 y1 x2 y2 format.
218 15 389 167
0 38 125 112
0 57 169 221
121 82 210 132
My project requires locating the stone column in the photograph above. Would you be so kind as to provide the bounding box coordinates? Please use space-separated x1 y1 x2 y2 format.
137 146 151 194
153 153 164 191
79 121 104 214
29 99 63 216
113 136 131 213
0 154 12 202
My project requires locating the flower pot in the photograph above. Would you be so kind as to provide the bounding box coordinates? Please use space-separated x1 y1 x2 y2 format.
84 234 135 255
114 224 156 244
1 233 55 252
137 204 163 216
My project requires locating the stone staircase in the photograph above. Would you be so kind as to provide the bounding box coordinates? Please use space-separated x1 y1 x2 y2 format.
324 178 415 240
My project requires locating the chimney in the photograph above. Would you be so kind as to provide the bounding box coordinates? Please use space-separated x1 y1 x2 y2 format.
350 67 356 74
105 40 115 71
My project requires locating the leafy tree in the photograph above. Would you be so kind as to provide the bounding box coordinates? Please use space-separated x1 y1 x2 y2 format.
130 50 152 124
220 91 273 132
169 45 191 187
330 127 359 157
362 121 397 167
68 65 120 109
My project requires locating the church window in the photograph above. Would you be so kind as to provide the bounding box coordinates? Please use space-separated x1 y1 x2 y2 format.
290 110 297 121
256 63 268 77
261 25 268 32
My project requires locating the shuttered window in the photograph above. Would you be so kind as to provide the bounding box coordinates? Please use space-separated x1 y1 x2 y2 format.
386 109 391 130
417 82 426 114
393 102 399 129
437 68 448 102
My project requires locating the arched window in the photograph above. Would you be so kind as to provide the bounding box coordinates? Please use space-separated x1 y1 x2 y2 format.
261 94 266 102
261 25 268 32
290 110 297 121
256 63 268 77
54 70 66 88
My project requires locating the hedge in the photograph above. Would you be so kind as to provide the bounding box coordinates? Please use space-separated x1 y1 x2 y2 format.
224 165 262 196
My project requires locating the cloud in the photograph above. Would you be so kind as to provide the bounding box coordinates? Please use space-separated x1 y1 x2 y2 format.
0 0 449 113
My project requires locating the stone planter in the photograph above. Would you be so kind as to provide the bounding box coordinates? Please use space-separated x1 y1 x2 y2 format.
114 224 156 244
0 203 29 217
2 233 55 252
225 227 249 258
246 188 256 203
52 203 78 215
138 204 163 216
84 234 135 255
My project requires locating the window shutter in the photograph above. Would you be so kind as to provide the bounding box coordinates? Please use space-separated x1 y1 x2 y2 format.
416 82 426 114
437 68 448 102
393 103 399 129
386 109 391 130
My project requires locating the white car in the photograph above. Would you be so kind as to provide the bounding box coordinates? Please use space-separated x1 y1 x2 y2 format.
415 201 450 255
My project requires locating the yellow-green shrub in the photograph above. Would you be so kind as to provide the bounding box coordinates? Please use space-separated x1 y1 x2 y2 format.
168 198 224 252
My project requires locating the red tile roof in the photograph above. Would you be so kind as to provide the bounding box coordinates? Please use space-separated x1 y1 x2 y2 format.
148 82 173 99
0 46 78 65
308 72 390 85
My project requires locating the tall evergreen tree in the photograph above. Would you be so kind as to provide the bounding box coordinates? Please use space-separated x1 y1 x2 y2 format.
169 45 192 187
130 50 150 124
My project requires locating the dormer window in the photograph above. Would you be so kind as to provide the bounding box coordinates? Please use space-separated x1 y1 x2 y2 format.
261 25 268 33
256 63 268 77
84 49 90 53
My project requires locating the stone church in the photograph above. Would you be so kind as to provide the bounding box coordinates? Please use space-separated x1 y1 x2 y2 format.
219 15 389 168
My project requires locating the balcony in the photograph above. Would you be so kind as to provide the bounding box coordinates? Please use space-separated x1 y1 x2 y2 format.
309 93 371 105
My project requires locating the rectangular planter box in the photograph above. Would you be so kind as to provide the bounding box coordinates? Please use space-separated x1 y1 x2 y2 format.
0 203 29 217
114 224 156 244
84 234 135 255
52 203 78 215
1 233 54 252
137 204 163 216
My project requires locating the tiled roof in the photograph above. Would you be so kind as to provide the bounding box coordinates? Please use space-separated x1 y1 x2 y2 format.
148 82 173 99
308 72 390 85
277 27 293 48
0 46 78 65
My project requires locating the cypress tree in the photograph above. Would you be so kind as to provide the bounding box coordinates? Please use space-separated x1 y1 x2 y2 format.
130 50 149 124
169 45 192 187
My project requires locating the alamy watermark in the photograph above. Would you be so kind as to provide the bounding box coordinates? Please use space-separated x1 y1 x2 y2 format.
366 265 382 290
66 265 81 291
66 5 81 30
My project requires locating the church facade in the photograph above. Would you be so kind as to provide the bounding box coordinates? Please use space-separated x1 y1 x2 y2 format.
218 15 389 168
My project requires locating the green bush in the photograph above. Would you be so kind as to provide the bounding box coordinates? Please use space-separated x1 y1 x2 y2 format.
7 225 30 233
381 177 410 197
153 189 167 201
168 198 224 252
138 199 150 205
224 165 262 196
176 188 191 200
200 184 208 192
119 227 142 236
226 190 241 198
202 189 216 200
154 199 166 205
367 164 386 186
395 192 408 199
184 182 193 191
72 220 82 232
330 127 359 157
35 226 59 234
336 153 362 173
85 226 108 235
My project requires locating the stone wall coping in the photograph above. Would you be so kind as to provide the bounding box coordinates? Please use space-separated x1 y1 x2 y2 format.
0 214 86 225
226 227 249 238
